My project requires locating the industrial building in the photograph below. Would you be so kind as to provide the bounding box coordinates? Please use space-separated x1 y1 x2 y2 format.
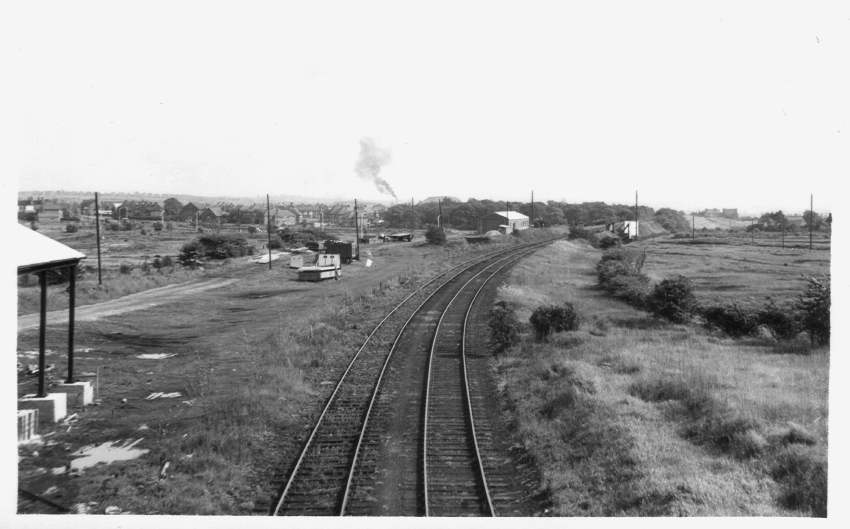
482 211 529 233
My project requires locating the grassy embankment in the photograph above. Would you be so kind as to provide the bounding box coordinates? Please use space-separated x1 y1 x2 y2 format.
17 229 564 514
493 239 828 516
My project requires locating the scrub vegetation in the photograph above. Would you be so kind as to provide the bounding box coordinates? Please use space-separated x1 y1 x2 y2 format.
492 239 828 516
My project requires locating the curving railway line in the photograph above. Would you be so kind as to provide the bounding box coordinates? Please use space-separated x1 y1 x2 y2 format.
270 239 556 516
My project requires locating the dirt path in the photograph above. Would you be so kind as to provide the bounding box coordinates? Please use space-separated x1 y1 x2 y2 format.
16 277 239 332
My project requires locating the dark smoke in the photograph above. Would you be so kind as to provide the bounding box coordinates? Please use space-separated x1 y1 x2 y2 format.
354 137 396 199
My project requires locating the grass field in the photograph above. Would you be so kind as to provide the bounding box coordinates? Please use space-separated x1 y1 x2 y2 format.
636 234 830 307
493 239 828 516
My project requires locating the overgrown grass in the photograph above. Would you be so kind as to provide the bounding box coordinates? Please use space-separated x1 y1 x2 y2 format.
491 240 828 516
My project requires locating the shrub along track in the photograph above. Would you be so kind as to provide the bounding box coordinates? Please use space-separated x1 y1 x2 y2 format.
271 239 557 516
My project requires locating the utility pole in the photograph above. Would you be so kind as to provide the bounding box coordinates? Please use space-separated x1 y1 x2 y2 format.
354 198 360 260
438 198 442 229
809 193 813 251
410 197 415 232
94 192 102 285
531 190 535 228
634 190 639 240
266 194 272 271
692 214 695 239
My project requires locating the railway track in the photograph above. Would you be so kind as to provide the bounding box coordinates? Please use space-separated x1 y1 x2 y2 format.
271 239 556 516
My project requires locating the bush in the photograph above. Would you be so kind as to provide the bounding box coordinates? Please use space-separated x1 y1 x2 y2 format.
179 234 255 264
160 255 173 268
796 276 830 345
65 224 78 233
119 262 133 274
595 231 621 249
268 238 283 250
246 225 258 234
529 303 580 341
488 301 521 353
607 273 652 307
701 303 758 337
425 225 447 245
770 446 827 516
153 221 163 232
568 226 591 241
647 276 697 323
757 301 799 340
596 248 651 306
140 228 147 235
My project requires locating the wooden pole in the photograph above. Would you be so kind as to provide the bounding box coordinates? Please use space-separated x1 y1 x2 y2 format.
692 214 695 239
634 190 639 240
438 198 442 229
266 194 272 270
354 198 360 260
66 264 76 383
809 193 813 251
94 192 102 285
38 271 47 398
411 197 415 232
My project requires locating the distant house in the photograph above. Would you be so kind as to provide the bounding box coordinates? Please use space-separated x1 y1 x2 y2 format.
482 211 529 233
198 206 225 226
179 202 203 222
40 201 64 222
121 200 163 220
722 208 738 219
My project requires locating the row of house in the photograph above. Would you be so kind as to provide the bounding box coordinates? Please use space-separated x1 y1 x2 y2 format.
19 196 389 228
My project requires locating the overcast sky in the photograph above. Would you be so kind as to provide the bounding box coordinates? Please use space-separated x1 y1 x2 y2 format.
8 1 848 214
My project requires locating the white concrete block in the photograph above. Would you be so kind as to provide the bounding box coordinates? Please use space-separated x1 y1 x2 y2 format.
18 409 39 442
54 381 94 407
18 393 67 426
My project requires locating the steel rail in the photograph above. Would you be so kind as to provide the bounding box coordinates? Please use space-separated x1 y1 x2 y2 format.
270 238 555 516
339 244 545 515
459 251 534 515
422 247 540 516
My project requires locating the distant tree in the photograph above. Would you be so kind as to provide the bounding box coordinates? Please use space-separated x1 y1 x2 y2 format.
448 203 477 230
803 210 824 230
163 198 183 221
654 208 689 232
424 225 447 245
758 210 789 231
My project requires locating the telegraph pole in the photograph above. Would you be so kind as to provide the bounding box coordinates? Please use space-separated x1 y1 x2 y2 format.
266 194 272 270
354 198 360 260
410 197 415 232
692 214 695 239
438 198 442 229
809 193 813 251
634 190 639 240
94 192 102 285
531 190 535 228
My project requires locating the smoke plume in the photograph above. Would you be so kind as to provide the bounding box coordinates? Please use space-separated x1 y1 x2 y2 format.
354 137 396 199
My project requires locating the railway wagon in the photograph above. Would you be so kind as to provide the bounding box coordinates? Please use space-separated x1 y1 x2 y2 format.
324 240 354 264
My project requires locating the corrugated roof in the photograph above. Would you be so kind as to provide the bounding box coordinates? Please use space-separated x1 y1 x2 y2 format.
493 210 529 221
16 224 86 273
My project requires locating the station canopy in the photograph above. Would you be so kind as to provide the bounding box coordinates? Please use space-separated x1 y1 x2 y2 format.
16 223 86 275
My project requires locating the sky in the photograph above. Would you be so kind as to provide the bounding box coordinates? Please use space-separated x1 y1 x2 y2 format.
7 0 849 215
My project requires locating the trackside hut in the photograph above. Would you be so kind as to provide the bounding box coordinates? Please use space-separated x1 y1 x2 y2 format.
482 211 529 233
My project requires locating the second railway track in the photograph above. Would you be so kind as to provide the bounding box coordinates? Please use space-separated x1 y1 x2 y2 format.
271 239 556 516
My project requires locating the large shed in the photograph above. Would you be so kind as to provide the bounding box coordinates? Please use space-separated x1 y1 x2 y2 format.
482 211 529 233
